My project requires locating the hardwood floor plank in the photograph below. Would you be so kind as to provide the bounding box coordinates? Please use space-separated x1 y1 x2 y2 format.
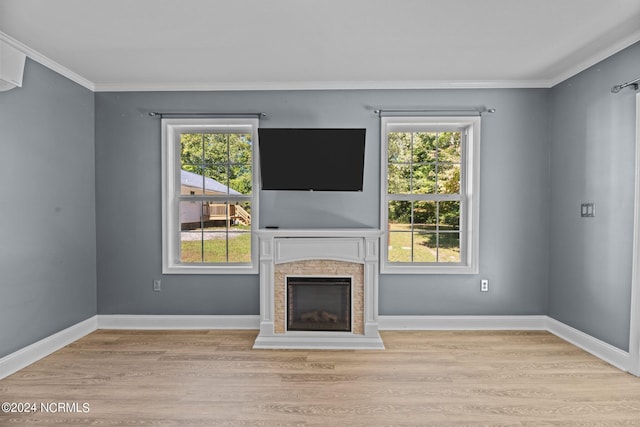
2 330 640 426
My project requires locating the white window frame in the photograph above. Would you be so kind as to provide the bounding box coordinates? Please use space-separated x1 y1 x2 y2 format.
161 118 259 274
380 116 480 274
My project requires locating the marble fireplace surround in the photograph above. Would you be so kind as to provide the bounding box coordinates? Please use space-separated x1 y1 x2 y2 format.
253 229 384 349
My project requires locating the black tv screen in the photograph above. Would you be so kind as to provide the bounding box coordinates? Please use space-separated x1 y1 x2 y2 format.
258 128 366 191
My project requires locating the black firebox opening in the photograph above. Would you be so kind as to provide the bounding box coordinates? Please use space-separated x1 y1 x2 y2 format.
287 277 351 332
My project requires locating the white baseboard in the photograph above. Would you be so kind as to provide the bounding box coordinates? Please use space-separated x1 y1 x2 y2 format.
1 314 632 380
378 315 548 330
0 316 97 380
379 315 631 372
545 317 630 372
97 314 260 330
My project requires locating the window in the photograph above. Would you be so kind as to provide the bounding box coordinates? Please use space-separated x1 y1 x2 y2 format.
380 116 480 274
162 118 259 274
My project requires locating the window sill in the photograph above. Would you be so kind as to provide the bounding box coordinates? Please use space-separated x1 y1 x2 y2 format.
380 263 478 275
162 263 259 275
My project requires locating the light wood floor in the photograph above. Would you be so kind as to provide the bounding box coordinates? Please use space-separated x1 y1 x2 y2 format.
2 330 640 426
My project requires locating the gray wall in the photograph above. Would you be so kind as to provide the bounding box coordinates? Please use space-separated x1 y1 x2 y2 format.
0 59 96 358
96 89 550 317
548 41 640 351
7 42 638 358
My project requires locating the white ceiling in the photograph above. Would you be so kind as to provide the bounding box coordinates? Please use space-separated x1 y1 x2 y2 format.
1 0 640 91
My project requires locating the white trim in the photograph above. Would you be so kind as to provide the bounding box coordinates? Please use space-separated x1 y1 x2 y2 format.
3 27 640 93
379 315 631 372
255 234 383 349
275 237 366 265
546 317 631 372
93 79 552 92
97 315 260 330
379 315 547 330
4 28 639 93
161 118 260 275
0 31 95 91
629 92 640 376
0 316 97 380
253 334 385 350
380 116 480 275
0 315 634 378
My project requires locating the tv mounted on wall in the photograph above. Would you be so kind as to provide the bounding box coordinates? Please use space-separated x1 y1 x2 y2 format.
258 128 366 191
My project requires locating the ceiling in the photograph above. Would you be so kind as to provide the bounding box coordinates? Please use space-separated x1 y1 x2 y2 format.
1 0 640 92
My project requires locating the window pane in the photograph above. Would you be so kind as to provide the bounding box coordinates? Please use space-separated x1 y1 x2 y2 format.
180 133 204 166
388 231 412 262
231 201 252 227
179 201 204 233
388 132 411 163
203 133 230 164
437 164 460 194
437 131 461 163
180 236 203 263
413 201 437 231
180 167 205 195
181 166 229 196
202 165 229 195
229 163 252 195
438 232 461 263
412 164 436 194
388 201 411 229
413 232 437 262
413 132 437 163
179 200 206 264
439 201 460 231
206 201 228 225
228 231 252 263
229 133 253 164
388 164 410 194
202 228 228 263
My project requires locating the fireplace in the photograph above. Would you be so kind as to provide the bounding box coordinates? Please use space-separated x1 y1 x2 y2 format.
254 229 384 349
287 277 351 332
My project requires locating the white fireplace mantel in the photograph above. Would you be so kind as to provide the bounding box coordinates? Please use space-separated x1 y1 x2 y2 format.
253 228 384 350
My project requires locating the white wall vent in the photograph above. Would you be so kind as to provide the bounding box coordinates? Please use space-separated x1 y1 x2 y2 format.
0 40 26 91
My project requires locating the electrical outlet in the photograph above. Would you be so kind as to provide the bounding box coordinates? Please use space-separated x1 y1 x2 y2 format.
480 279 489 292
153 279 162 292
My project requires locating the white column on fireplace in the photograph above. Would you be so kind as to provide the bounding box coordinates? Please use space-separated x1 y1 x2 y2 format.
254 228 384 350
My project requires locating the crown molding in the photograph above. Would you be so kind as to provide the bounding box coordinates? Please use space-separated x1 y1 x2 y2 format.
0 31 95 91
3 30 638 93
93 79 551 92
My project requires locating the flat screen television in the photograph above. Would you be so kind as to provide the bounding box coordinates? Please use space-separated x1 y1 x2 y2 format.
258 128 366 191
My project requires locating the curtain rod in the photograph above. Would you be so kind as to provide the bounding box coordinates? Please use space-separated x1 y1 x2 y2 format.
611 77 640 93
373 107 495 117
148 111 267 118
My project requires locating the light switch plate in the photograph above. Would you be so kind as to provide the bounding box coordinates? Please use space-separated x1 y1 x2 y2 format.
581 203 595 217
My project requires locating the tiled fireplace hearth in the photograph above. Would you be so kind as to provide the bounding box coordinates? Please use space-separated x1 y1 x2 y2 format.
254 229 384 349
